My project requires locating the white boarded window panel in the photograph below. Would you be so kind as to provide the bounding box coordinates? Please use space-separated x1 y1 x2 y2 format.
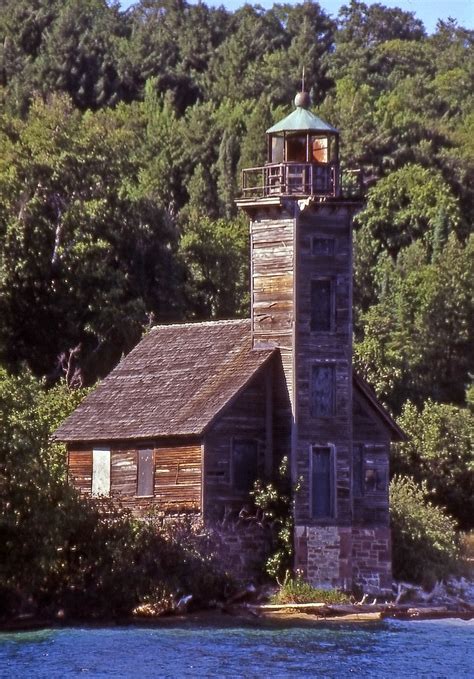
92 448 111 496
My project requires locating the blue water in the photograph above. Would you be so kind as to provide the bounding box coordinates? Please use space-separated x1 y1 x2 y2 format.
0 619 472 678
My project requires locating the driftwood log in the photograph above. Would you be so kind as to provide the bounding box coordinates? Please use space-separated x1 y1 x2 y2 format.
245 601 474 621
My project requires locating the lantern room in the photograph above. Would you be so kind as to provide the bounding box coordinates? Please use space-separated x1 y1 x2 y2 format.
241 91 340 199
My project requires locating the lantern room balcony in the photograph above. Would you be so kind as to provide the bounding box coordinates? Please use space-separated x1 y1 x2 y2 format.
241 161 340 199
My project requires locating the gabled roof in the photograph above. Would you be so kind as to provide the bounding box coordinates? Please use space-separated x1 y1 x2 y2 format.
353 373 406 442
267 107 338 134
54 319 275 442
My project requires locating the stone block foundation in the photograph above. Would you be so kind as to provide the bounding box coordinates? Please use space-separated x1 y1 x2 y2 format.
207 522 272 582
295 525 392 595
351 526 392 595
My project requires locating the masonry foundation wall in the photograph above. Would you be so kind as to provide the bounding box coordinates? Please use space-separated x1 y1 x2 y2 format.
144 514 272 583
351 527 392 594
207 522 272 582
295 525 392 594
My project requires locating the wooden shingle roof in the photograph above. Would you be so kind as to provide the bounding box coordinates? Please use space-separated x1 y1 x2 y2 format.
54 319 275 442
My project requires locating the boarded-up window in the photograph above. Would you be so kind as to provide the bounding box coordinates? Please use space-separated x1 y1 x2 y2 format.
233 439 258 493
311 279 332 332
311 365 335 417
137 449 154 497
312 237 335 257
92 448 110 497
312 446 334 518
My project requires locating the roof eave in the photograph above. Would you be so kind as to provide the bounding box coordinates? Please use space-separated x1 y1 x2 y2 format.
266 108 339 135
353 373 407 442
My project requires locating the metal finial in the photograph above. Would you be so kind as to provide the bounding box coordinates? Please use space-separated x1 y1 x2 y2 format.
294 66 310 108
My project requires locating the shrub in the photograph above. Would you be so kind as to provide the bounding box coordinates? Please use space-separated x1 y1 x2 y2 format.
393 400 474 529
271 574 349 605
252 456 294 581
390 475 460 587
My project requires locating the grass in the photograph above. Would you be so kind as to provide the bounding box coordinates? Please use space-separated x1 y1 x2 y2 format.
270 575 350 605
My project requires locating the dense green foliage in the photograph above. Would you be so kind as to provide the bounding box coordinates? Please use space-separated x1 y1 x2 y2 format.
0 1 472 400
390 476 460 586
0 0 472 600
392 401 474 530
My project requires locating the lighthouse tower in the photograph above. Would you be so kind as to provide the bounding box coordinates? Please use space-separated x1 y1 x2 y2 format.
237 91 399 592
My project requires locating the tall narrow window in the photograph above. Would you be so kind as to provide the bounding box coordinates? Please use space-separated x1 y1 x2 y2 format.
311 279 333 332
312 446 334 518
137 449 154 497
233 439 258 493
92 447 110 496
311 365 335 417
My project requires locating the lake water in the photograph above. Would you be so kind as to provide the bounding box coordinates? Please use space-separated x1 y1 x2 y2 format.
0 618 472 678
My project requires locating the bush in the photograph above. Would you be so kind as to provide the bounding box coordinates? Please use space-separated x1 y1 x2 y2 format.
252 456 294 581
1 490 233 619
393 400 474 529
390 475 460 587
271 574 349 605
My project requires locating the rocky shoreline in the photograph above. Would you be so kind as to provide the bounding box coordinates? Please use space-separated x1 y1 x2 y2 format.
2 576 473 633
1 602 473 634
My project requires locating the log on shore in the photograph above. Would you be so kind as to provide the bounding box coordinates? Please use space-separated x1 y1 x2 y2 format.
246 602 474 621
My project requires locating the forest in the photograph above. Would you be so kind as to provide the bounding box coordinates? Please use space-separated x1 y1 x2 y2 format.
0 0 472 615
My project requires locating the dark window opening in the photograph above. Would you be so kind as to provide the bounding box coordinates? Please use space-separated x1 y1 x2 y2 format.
312 446 334 519
353 445 387 496
364 465 387 493
311 365 335 417
286 135 306 162
233 439 258 493
312 237 335 257
311 279 333 332
137 449 154 497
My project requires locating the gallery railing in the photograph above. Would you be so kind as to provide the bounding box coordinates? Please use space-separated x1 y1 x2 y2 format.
241 162 340 199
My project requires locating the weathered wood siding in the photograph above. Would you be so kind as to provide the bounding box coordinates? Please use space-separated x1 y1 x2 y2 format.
68 449 92 493
203 369 267 520
294 205 354 525
67 439 202 516
154 444 201 509
250 209 295 404
353 391 391 526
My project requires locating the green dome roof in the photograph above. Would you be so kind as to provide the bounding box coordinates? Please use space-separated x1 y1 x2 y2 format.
266 106 338 134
